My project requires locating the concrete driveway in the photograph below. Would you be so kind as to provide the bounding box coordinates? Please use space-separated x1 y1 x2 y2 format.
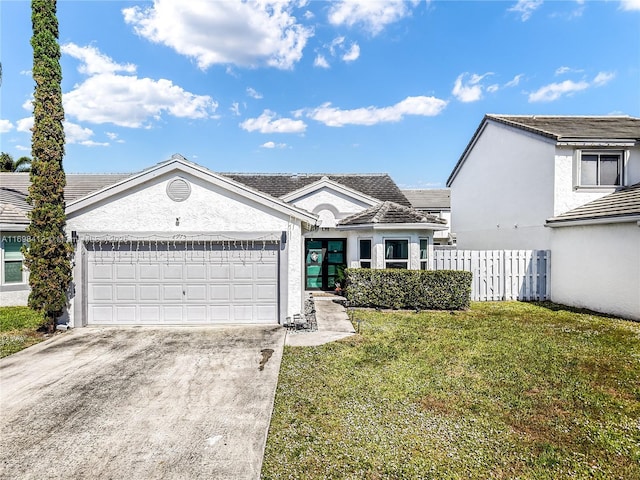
0 325 285 480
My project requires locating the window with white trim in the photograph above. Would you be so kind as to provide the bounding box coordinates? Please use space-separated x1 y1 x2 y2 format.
1 235 27 284
384 239 408 269
419 238 429 270
359 238 372 268
579 150 623 187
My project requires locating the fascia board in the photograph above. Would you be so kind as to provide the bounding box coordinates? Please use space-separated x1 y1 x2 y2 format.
280 177 379 206
66 159 318 224
0 223 30 231
337 222 448 231
545 215 640 228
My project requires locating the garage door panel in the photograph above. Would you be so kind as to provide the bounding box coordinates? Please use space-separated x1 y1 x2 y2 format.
186 264 206 280
163 285 183 301
89 264 112 281
256 284 276 300
115 306 136 323
256 263 277 279
185 305 207 322
185 284 207 301
140 306 161 322
140 264 160 280
162 306 183 322
233 264 253 280
209 265 230 279
87 241 278 325
90 285 113 302
163 264 183 280
90 306 113 323
115 285 136 301
256 305 277 322
233 305 253 322
211 285 230 301
115 264 136 280
140 285 161 301
233 284 253 301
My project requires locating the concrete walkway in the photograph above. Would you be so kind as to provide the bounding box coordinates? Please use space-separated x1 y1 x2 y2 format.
285 293 356 347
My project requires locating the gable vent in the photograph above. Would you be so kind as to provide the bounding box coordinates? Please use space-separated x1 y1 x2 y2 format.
167 178 191 202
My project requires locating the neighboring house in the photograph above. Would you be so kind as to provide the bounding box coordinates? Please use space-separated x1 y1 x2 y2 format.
546 183 640 321
0 155 445 326
447 115 640 249
402 189 454 245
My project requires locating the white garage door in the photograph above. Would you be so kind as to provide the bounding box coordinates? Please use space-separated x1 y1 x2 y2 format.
86 241 279 325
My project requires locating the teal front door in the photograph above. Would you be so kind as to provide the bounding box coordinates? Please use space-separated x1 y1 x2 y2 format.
305 239 346 290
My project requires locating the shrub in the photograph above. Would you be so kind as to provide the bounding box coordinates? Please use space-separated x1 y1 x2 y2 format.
345 268 472 310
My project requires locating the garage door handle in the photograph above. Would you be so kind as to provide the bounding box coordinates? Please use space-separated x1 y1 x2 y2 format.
183 290 186 295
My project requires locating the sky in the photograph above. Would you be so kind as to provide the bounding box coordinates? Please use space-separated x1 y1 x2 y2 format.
1 0 639 188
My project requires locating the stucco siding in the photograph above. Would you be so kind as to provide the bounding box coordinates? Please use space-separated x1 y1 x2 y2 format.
450 121 556 249
0 288 29 307
68 173 292 233
290 187 370 217
550 223 640 321
67 171 305 325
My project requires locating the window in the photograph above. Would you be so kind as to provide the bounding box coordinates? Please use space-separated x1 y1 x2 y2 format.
2 236 26 284
419 238 429 270
385 239 408 269
359 239 371 268
580 151 622 186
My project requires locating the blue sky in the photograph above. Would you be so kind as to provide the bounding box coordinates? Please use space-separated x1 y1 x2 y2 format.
1 0 639 188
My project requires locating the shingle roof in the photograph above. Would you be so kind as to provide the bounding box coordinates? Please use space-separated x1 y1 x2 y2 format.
487 115 640 141
222 173 411 207
546 183 640 225
402 189 450 210
447 114 640 187
0 172 128 226
338 201 446 226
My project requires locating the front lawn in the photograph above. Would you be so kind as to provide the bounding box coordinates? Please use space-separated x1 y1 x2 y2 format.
0 306 47 358
262 302 640 479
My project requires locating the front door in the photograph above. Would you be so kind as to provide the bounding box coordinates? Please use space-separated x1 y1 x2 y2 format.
305 239 346 290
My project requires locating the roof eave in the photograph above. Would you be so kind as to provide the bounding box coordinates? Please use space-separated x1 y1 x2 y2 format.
546 214 640 227
337 222 447 231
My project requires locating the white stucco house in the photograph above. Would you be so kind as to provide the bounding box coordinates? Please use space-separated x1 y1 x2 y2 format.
0 155 445 327
447 115 640 250
546 183 640 321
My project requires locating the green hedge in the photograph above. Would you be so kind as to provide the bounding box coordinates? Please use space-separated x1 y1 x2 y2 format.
344 268 472 310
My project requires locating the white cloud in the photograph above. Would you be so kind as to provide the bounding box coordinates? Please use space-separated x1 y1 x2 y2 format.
106 132 125 143
62 43 136 75
529 71 615 102
62 44 218 128
260 141 287 149
593 71 615 86
342 43 360 62
230 102 241 116
15 145 30 152
123 0 313 70
306 96 447 127
487 84 500 93
0 119 13 133
328 0 420 35
314 55 330 68
16 117 33 133
620 0 640 11
555 66 583 76
528 79 589 102
240 110 307 133
508 0 543 21
505 74 524 87
64 121 108 146
246 87 263 99
452 73 493 103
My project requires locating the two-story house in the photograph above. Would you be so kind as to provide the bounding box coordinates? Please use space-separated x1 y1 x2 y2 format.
447 115 640 250
447 114 640 320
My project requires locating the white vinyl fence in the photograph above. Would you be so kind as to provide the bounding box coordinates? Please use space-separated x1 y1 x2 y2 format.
432 250 551 301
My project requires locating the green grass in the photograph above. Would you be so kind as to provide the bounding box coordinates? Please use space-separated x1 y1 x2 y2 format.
262 302 640 479
0 306 47 358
